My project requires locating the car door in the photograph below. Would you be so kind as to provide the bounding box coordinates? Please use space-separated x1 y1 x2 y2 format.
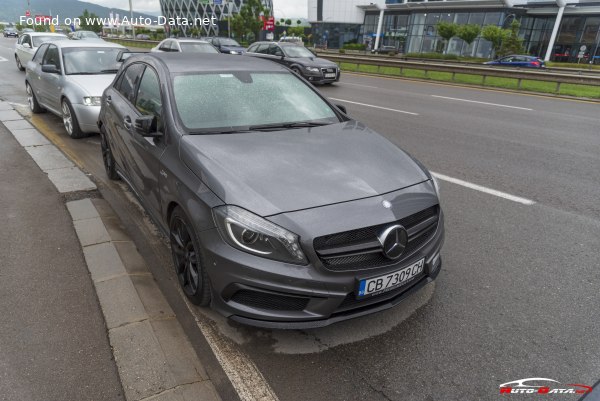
267 44 288 66
105 63 145 188
37 44 62 112
16 34 31 63
27 43 49 103
127 66 167 218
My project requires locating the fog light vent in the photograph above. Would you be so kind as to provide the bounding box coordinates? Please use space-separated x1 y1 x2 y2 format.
230 289 309 311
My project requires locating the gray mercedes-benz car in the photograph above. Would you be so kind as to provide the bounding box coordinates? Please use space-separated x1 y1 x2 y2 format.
98 53 444 328
25 40 126 138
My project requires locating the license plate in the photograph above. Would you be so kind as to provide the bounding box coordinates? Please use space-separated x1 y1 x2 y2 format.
357 258 424 299
324 73 336 78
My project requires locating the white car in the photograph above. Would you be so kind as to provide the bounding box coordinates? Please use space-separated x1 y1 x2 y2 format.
150 38 219 54
15 32 67 71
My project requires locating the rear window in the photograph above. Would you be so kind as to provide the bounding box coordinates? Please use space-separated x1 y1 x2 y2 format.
180 42 219 53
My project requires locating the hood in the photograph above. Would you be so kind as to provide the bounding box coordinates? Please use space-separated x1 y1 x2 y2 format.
293 57 337 68
220 45 246 53
180 121 429 216
66 74 116 96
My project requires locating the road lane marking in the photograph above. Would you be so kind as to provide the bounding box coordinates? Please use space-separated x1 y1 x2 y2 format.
329 98 419 115
0 56 8 62
181 296 280 401
431 95 534 111
339 82 380 89
431 172 536 205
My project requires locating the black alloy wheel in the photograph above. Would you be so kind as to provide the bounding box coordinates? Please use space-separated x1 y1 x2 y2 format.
100 127 119 180
169 208 211 305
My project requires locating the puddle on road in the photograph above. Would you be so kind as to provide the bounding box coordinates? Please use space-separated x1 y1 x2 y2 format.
191 283 435 355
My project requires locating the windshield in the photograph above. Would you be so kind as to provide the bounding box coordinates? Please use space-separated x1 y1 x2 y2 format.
80 31 99 38
180 42 219 53
219 38 241 46
62 48 123 75
33 35 67 47
173 72 338 132
282 46 315 58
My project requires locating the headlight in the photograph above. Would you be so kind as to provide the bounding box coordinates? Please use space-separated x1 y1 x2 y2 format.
83 96 102 106
431 175 441 198
305 67 321 73
213 205 308 265
229 50 239 54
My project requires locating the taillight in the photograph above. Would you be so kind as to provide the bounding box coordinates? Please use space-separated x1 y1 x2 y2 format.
531 61 540 66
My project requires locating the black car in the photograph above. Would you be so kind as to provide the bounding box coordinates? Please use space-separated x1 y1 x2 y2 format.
245 42 340 85
203 37 246 54
97 53 443 328
4 28 18 38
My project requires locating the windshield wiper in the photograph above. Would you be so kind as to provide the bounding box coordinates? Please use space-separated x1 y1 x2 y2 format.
248 121 331 131
100 69 119 73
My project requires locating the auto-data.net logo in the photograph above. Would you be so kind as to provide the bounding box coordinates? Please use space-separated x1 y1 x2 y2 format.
499 378 593 395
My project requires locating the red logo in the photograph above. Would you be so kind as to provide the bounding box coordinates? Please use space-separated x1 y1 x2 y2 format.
500 378 593 395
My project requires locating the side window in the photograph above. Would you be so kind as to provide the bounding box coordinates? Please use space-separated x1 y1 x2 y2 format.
159 40 171 52
32 43 49 63
247 44 257 53
117 64 145 103
21 35 31 47
170 41 180 52
135 68 162 128
268 45 283 56
42 45 60 69
213 38 220 46
256 44 269 54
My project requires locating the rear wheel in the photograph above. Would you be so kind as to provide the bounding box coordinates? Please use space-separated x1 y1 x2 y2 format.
15 55 24 71
61 99 86 139
26 83 44 113
100 126 119 180
169 207 211 306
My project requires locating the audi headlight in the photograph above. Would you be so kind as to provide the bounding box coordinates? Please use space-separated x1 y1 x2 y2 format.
229 50 240 54
213 205 308 265
305 67 321 73
83 96 102 106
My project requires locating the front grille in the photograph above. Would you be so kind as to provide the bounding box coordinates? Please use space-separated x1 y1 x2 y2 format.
321 67 338 78
229 289 309 311
314 206 438 272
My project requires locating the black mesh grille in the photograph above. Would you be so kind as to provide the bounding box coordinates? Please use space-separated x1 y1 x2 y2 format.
230 290 309 311
314 206 438 272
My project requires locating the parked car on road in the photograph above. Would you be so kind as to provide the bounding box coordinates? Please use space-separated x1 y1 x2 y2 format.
4 27 18 38
245 41 340 84
98 53 444 328
372 45 397 54
136 34 151 40
25 41 126 138
69 30 102 40
484 55 546 68
150 38 219 54
203 37 247 54
14 32 67 71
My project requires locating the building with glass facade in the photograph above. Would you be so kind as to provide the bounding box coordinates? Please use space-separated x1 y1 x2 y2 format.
159 0 273 37
308 0 600 62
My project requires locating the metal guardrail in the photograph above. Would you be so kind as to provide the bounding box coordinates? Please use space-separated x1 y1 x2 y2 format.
319 54 600 91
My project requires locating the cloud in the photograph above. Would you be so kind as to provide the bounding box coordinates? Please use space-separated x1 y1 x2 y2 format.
83 0 161 13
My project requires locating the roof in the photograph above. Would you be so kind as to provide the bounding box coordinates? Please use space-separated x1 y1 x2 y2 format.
27 32 68 37
52 41 126 49
166 38 211 43
132 53 289 74
251 41 303 47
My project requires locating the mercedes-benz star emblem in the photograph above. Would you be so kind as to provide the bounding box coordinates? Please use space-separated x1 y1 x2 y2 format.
378 225 408 260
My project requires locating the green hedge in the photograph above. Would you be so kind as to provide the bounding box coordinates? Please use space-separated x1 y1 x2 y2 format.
342 43 367 51
406 52 459 60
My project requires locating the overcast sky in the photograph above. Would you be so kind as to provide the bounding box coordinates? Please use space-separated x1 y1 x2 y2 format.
84 0 308 18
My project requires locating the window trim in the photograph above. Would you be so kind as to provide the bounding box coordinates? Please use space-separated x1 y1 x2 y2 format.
115 62 147 104
134 65 163 122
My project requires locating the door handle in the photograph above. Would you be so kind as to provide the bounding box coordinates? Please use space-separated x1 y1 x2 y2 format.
106 95 112 104
123 116 132 130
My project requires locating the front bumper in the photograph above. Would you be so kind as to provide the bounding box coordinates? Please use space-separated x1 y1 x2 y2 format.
198 184 444 329
71 103 101 133
302 68 340 84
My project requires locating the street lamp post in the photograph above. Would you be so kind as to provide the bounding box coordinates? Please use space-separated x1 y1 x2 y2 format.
128 0 135 39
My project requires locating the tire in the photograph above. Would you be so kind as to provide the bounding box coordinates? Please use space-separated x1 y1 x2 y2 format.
169 207 211 306
61 98 86 139
15 55 24 71
291 66 302 75
100 126 119 180
26 82 44 113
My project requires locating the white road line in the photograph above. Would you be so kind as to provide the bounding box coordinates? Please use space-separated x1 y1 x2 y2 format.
329 98 419 115
182 296 279 401
431 172 536 205
339 82 380 89
431 95 534 111
0 56 8 62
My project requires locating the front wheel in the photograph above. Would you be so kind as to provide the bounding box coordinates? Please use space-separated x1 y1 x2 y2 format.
61 99 86 139
169 207 211 306
100 127 119 180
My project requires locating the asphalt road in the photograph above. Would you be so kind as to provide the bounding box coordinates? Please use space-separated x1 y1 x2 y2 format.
1 36 599 401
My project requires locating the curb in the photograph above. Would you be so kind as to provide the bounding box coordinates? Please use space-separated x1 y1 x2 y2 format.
67 198 222 401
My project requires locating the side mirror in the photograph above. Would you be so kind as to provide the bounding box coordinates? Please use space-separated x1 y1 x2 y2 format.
336 104 347 114
41 64 60 74
134 115 162 137
24 42 32 48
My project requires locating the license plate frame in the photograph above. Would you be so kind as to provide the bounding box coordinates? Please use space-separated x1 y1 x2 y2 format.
356 258 425 299
324 73 337 78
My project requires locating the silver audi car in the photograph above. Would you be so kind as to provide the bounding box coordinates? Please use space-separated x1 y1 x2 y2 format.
25 41 126 138
99 53 444 328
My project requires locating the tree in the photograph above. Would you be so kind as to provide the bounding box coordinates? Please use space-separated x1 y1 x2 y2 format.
296 19 302 25
499 20 525 56
481 25 509 58
232 0 268 41
436 22 458 54
78 9 102 33
457 24 481 55
285 19 292 26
